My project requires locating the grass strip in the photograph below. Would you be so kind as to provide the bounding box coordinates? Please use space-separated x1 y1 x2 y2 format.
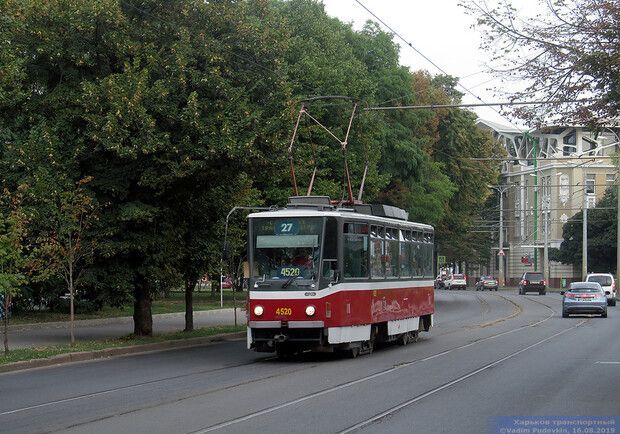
10 291 247 325
0 325 245 365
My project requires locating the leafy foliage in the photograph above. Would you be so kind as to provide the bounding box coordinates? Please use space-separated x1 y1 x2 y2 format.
0 0 503 335
463 0 620 125
553 187 617 273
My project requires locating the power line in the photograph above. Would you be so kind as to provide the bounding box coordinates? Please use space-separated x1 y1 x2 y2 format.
364 99 596 111
470 156 618 161
353 0 528 134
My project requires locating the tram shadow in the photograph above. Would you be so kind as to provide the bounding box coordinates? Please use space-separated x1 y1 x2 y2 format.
259 339 418 363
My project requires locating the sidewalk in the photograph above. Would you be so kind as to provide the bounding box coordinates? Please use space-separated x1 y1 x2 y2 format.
6 308 244 349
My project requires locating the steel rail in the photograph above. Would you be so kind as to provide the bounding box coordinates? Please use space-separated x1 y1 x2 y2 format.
194 295 559 433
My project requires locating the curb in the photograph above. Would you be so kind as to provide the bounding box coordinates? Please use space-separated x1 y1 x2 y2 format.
0 331 246 374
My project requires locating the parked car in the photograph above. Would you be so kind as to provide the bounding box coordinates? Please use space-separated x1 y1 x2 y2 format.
562 282 607 318
476 276 498 291
585 273 616 306
518 271 546 295
221 276 233 289
446 274 467 290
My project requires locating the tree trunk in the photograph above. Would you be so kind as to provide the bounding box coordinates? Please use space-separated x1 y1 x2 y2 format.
69 262 75 346
184 277 196 332
3 294 9 355
133 276 153 336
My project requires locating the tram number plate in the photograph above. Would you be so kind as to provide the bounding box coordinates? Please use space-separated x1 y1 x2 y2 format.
280 267 301 277
275 307 292 316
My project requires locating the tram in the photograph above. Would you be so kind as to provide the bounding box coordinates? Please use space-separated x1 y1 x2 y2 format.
246 195 434 357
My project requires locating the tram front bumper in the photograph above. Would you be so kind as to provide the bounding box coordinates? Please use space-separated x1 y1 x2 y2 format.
248 321 325 352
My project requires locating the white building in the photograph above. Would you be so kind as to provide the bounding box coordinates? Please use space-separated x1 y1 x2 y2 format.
477 120 620 287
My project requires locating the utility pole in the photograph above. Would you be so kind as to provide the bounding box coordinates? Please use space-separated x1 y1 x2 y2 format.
617 180 620 281
582 181 588 279
544 205 549 282
533 137 539 271
490 185 511 287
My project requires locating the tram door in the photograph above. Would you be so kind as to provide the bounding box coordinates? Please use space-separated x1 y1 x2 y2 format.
320 217 339 289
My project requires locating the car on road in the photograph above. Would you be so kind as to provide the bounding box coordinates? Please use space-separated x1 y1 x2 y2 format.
446 274 467 290
518 271 546 295
585 273 616 306
434 275 445 289
561 282 607 318
476 276 498 291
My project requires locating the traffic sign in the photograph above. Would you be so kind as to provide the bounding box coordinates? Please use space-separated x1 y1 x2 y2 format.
437 255 446 265
498 249 505 256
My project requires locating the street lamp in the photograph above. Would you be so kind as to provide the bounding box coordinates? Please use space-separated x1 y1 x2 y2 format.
489 184 512 287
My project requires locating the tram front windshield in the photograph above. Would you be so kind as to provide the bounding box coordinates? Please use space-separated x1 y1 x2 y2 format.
252 217 322 282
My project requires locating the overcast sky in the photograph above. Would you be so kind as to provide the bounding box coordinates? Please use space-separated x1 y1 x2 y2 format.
322 0 533 128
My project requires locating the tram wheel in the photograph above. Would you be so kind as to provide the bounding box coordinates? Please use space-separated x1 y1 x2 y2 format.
398 332 410 346
348 347 360 358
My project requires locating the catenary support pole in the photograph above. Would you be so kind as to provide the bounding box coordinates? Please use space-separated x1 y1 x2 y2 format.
582 186 588 279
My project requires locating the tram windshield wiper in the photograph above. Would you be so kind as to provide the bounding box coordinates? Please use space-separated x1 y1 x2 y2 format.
281 276 296 289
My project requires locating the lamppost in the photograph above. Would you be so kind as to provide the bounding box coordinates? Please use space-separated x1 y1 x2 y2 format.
221 206 274 327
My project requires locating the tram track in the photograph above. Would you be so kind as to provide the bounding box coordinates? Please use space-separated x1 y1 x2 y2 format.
0 353 284 417
340 318 588 433
1 293 562 433
192 294 562 433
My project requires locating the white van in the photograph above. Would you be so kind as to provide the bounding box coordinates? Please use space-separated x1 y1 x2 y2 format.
585 273 617 306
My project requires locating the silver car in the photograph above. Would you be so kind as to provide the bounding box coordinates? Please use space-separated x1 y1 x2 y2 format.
561 282 608 318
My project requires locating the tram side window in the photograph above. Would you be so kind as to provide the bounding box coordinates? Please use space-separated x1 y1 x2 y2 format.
370 225 384 278
343 223 369 278
412 242 423 277
425 233 434 277
422 243 430 277
385 227 399 278
400 231 412 277
322 217 338 279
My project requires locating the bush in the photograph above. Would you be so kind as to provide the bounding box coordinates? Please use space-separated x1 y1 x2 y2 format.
48 297 103 314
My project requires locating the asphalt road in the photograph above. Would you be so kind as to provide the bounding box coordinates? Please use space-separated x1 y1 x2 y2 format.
0 290 618 434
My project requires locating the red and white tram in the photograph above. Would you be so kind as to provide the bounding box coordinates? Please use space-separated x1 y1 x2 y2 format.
246 195 434 357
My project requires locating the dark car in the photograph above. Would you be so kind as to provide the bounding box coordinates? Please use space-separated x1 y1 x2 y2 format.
476 276 498 291
562 282 607 318
434 275 445 289
518 271 546 295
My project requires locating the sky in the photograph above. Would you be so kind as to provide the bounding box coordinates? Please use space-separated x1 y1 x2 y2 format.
321 0 533 128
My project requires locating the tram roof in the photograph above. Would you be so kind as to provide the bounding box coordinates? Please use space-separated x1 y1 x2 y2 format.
247 208 434 231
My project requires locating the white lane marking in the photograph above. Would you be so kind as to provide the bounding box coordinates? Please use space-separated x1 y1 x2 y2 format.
0 294 548 422
596 361 620 364
194 296 558 433
341 319 589 434
0 384 141 416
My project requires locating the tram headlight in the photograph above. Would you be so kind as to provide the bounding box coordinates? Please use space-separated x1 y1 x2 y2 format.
254 305 264 316
305 305 316 317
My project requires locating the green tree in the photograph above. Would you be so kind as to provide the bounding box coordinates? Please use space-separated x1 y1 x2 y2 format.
463 0 620 125
28 178 96 345
0 186 28 354
553 187 617 273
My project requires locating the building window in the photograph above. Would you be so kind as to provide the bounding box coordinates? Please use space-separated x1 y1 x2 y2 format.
563 130 576 156
585 174 595 195
606 173 616 185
